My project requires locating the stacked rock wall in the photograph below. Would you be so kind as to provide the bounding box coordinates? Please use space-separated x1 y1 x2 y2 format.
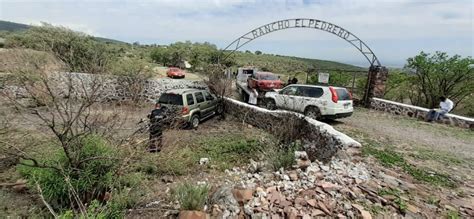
370 98 474 129
3 72 207 102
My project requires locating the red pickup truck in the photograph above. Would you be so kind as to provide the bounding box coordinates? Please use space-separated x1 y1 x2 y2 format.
247 71 283 92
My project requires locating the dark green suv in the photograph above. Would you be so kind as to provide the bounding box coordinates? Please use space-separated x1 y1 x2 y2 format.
156 89 222 128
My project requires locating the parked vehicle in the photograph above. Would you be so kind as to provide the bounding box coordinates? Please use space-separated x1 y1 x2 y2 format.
247 71 283 92
264 84 353 120
166 67 185 79
156 89 222 128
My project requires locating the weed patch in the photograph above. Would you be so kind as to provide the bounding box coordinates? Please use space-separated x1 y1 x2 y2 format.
269 142 302 171
362 143 456 188
196 135 265 171
378 188 407 212
172 183 209 211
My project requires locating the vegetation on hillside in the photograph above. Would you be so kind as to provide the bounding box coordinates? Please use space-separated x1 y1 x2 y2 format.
383 52 473 116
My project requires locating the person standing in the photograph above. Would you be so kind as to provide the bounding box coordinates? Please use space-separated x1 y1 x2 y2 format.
248 88 258 106
148 104 167 152
427 96 453 122
291 77 298 84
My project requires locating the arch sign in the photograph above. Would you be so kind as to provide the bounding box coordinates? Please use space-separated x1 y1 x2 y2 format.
221 18 381 67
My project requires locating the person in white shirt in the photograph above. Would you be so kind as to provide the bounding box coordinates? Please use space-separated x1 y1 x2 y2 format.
427 96 453 122
248 88 258 105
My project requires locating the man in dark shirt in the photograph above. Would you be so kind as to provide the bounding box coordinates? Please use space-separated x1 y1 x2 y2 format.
148 105 167 152
291 77 298 84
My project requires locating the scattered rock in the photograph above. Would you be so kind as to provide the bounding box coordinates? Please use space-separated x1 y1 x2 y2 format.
295 151 309 160
407 204 419 214
199 158 209 165
307 199 317 207
352 203 372 219
248 159 263 173
296 159 311 170
288 172 298 181
232 189 254 204
311 209 325 216
161 175 174 183
178 210 208 219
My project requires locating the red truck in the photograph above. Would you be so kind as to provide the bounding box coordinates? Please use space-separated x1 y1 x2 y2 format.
247 71 283 92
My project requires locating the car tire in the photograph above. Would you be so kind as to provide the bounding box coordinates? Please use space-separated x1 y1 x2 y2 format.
216 103 224 115
305 106 322 120
190 114 200 129
265 99 276 110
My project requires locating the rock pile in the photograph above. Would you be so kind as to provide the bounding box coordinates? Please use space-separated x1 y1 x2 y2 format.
207 151 384 218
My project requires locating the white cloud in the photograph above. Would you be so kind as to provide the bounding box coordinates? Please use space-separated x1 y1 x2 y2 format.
0 0 472 66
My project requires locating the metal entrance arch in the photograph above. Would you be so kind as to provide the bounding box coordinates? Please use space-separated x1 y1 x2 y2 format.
220 18 388 105
220 18 381 67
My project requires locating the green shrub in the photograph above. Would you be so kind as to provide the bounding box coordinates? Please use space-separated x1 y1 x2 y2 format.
270 148 295 171
172 183 209 211
18 135 117 210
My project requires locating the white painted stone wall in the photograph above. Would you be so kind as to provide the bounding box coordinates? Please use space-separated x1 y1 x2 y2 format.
371 97 473 129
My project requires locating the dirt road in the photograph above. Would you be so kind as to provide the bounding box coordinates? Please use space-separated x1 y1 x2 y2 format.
335 108 473 159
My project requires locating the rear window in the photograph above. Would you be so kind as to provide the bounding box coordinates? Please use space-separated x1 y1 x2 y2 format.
158 93 183 105
195 92 205 103
336 88 351 100
258 74 278 80
186 94 195 105
298 87 323 98
243 69 254 75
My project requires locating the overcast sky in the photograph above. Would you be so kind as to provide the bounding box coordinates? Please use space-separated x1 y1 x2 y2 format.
1 0 473 67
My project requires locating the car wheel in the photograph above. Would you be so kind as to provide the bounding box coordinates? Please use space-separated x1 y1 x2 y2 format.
190 114 200 129
216 103 224 115
305 107 322 120
265 99 276 110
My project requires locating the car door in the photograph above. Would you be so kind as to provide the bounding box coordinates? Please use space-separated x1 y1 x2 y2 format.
275 86 298 110
203 91 217 114
294 86 324 112
194 91 208 116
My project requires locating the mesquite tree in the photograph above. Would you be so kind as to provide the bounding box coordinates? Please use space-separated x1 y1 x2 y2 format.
405 51 473 109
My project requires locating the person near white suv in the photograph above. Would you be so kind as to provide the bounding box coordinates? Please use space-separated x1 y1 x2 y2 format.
264 84 353 120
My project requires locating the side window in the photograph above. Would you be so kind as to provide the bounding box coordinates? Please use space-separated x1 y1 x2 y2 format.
298 87 323 98
195 92 205 103
186 93 195 105
280 86 297 95
204 92 214 101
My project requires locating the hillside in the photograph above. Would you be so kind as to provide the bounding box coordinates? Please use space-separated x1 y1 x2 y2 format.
1 20 364 73
0 20 127 44
233 52 364 76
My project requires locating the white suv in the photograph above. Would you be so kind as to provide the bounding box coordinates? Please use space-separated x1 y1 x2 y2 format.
264 84 353 120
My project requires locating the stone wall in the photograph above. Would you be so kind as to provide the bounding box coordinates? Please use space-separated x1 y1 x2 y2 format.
370 98 474 129
224 98 361 161
3 72 207 103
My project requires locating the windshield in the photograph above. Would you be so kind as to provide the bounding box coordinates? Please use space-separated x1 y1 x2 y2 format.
158 93 183 105
258 74 278 80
